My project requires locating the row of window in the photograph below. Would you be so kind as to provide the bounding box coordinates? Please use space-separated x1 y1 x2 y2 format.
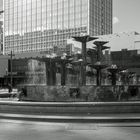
5 44 67 54
5 39 68 45
5 22 87 35
5 27 87 38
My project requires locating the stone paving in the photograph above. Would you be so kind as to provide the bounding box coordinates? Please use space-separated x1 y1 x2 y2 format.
0 120 140 140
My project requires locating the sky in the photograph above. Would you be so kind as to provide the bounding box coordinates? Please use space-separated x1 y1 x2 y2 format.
113 0 140 33
0 0 2 11
0 0 140 34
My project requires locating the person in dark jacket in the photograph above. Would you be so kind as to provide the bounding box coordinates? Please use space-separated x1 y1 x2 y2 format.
8 83 12 93
18 86 27 101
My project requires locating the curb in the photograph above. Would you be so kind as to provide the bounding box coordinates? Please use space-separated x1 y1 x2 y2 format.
0 113 140 123
1 101 140 115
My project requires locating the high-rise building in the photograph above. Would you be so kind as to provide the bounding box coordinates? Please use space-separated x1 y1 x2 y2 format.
4 0 112 54
0 21 3 54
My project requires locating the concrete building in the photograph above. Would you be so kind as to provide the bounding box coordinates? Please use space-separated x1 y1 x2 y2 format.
93 31 140 85
4 0 112 55
0 55 8 87
0 21 3 54
96 31 140 51
111 49 140 85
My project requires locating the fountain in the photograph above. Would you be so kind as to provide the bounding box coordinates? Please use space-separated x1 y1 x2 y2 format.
72 35 98 86
18 34 140 102
90 41 110 86
27 59 46 85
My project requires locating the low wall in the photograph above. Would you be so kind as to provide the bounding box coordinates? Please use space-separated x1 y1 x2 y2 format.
18 85 140 102
1 101 140 115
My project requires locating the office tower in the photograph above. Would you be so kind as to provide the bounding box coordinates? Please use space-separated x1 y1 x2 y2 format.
4 0 112 54
0 21 3 54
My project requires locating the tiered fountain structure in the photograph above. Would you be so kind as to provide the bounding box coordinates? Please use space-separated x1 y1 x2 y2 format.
19 35 140 102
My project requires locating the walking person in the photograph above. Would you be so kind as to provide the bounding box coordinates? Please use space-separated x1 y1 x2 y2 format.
18 86 27 101
8 83 12 93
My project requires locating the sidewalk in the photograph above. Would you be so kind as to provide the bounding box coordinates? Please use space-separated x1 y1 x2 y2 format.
0 88 18 94
0 97 18 101
0 89 18 98
1 100 140 123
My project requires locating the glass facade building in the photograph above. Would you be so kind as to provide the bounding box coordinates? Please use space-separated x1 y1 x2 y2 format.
4 0 112 54
0 21 3 54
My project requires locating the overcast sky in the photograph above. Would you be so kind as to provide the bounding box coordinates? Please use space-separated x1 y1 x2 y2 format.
113 0 140 33
0 0 140 33
0 0 2 11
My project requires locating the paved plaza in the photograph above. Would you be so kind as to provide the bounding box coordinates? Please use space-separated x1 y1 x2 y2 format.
0 96 140 139
0 120 140 140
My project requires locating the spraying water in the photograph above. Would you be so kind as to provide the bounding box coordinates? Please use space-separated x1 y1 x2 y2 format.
27 59 46 85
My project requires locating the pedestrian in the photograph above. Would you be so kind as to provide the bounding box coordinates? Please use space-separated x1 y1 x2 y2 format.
22 86 27 97
8 83 12 93
18 86 27 101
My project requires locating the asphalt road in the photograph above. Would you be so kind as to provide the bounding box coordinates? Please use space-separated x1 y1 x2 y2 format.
0 119 140 140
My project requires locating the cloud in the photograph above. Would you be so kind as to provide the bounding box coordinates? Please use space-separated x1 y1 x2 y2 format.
113 17 120 24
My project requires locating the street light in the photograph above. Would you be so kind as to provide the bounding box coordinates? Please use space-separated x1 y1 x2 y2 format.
5 68 8 86
8 51 15 91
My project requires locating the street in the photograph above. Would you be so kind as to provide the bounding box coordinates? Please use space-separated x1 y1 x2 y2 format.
0 119 140 140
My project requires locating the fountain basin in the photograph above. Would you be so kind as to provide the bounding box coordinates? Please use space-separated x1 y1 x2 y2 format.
17 85 140 102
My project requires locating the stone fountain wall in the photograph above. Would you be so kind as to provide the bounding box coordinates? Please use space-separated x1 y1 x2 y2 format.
18 85 140 102
17 59 140 102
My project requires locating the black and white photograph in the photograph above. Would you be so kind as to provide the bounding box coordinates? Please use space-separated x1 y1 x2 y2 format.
0 0 140 140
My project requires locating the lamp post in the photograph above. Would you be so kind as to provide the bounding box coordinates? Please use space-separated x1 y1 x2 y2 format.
10 51 13 88
5 68 8 86
8 51 15 90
